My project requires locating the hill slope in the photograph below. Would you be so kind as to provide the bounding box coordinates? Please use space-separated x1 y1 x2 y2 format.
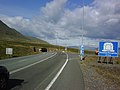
0 20 48 44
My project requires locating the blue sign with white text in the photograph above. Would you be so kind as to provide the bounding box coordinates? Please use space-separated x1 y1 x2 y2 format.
80 45 84 55
98 42 118 57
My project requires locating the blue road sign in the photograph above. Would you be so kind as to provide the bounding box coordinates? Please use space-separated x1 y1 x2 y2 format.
98 42 118 57
80 45 84 55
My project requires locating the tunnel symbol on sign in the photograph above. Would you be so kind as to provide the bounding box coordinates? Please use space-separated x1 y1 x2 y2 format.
102 43 114 52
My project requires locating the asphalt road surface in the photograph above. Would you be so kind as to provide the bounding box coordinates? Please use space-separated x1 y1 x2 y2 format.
0 52 85 90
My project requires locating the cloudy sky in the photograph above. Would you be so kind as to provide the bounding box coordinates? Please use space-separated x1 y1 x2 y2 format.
0 0 120 47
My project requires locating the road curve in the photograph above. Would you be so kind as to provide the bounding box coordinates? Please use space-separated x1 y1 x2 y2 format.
0 52 85 90
49 53 85 90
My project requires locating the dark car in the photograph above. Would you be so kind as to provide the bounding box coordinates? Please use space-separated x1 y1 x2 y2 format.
41 48 47 52
0 66 9 89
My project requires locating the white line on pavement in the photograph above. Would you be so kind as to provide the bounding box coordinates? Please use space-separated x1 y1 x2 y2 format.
10 52 57 74
18 59 28 62
45 53 69 90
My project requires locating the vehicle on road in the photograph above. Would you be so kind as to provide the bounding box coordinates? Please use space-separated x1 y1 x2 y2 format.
41 48 47 52
0 66 9 89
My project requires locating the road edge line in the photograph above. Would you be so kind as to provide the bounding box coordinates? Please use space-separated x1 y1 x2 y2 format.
45 53 68 90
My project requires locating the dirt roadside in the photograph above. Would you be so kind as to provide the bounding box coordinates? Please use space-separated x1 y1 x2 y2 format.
80 56 120 90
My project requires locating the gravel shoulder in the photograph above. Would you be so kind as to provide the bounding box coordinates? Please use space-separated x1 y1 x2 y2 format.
80 55 120 90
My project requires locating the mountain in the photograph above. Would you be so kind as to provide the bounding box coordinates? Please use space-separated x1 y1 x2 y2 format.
68 45 96 51
0 20 48 44
26 36 48 44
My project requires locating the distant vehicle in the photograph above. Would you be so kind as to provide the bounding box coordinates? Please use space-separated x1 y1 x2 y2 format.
0 66 9 89
41 48 47 52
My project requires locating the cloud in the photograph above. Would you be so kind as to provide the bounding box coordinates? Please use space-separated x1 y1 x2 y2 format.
0 0 120 46
41 0 67 23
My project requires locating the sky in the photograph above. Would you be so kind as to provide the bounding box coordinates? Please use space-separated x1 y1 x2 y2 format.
0 0 120 48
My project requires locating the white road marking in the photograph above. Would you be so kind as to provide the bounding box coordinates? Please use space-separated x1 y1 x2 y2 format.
18 59 28 62
44 53 68 90
10 53 57 74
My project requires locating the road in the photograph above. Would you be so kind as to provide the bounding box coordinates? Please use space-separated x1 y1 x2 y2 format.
0 52 85 90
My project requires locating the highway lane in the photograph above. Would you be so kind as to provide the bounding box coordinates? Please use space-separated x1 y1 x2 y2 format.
0 52 85 90
49 53 85 90
5 52 67 90
0 52 56 73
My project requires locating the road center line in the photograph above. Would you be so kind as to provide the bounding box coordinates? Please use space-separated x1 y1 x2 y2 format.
45 53 68 90
10 52 57 74
18 59 28 62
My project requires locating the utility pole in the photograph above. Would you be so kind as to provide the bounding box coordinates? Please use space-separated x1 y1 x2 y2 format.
80 0 84 60
55 28 60 51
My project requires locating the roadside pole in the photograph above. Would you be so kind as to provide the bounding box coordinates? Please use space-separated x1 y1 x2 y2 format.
80 0 84 60
55 30 58 51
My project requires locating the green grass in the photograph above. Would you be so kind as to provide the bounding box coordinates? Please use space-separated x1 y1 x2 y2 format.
0 40 51 59
0 40 97 60
0 40 78 59
83 55 120 64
